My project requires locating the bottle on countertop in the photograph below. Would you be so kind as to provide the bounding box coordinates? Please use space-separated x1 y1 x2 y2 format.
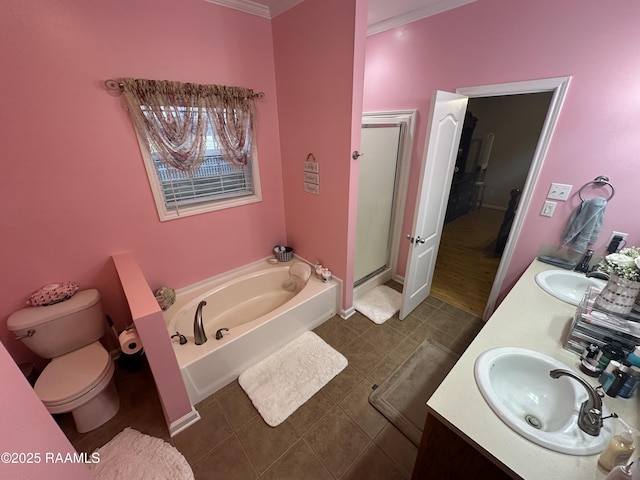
599 431 636 471
626 346 640 368
619 366 640 398
597 342 627 371
605 362 631 398
600 360 622 386
575 249 594 273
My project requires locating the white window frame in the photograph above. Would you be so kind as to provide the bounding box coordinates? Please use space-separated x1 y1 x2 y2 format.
133 118 262 222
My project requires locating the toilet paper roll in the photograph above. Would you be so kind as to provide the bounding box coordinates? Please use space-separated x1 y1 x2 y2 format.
119 329 142 355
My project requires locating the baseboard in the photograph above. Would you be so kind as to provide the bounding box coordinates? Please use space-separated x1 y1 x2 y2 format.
168 407 201 437
340 306 356 319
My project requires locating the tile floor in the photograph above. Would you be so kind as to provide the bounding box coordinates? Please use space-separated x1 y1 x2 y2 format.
58 290 484 480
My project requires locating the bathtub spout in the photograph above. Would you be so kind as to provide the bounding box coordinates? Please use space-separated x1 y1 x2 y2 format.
194 301 207 345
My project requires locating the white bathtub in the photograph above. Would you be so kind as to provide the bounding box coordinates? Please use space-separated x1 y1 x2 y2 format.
164 259 338 405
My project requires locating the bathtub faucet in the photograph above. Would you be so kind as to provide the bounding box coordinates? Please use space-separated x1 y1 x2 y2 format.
215 328 229 340
194 301 207 345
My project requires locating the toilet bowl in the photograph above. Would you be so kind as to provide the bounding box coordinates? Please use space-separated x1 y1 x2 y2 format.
35 342 119 433
7 289 121 433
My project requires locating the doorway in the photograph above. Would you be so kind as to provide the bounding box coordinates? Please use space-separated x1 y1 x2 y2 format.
430 92 554 317
398 77 571 321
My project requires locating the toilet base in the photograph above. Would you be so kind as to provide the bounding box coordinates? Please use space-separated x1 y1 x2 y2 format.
72 377 120 433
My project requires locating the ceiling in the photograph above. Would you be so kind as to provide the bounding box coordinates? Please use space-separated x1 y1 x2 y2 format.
206 0 477 35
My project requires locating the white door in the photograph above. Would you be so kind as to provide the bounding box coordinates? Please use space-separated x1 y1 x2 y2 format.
400 91 468 319
354 125 401 284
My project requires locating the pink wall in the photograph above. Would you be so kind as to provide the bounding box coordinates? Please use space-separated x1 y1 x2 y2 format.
272 0 366 309
346 0 369 307
0 0 285 363
0 342 92 479
363 0 640 296
112 253 193 430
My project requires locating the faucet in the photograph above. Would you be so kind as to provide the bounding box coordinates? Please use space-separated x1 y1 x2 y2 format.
171 332 187 345
586 267 610 281
215 328 229 340
194 301 207 345
549 369 603 436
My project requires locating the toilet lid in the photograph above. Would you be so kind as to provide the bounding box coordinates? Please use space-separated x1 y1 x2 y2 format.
35 342 111 405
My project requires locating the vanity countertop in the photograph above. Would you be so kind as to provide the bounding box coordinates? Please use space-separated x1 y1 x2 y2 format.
427 259 640 480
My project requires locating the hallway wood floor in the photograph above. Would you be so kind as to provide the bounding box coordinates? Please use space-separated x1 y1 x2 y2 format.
430 208 505 317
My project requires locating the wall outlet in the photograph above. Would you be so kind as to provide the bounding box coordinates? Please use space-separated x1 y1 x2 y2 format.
541 201 557 217
547 183 573 201
607 231 628 249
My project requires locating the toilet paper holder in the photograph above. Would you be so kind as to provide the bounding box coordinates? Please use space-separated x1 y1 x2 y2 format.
119 328 143 354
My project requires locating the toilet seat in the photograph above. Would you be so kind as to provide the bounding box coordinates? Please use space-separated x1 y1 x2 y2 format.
35 341 112 408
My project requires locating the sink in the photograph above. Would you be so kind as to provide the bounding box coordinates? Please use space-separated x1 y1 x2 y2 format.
474 347 614 455
535 269 606 306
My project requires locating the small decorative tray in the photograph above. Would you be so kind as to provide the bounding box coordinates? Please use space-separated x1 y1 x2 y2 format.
26 282 79 306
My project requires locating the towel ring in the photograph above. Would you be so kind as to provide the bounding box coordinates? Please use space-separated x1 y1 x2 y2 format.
578 175 615 201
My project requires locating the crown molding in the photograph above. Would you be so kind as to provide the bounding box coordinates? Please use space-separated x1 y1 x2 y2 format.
204 0 303 19
204 0 270 18
268 0 304 17
367 0 477 36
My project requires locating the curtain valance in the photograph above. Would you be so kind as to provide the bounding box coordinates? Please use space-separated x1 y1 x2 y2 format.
119 78 257 171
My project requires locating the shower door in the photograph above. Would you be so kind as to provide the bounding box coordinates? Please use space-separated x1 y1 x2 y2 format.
354 124 402 285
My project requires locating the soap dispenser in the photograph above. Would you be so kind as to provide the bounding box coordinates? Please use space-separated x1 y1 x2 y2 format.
575 249 594 273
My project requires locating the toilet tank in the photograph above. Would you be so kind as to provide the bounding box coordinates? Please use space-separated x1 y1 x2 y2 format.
7 289 105 359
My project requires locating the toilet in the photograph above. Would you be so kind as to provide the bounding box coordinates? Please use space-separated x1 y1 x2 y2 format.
8 289 120 433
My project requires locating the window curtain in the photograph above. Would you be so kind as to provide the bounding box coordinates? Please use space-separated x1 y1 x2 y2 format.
203 86 255 166
120 78 256 171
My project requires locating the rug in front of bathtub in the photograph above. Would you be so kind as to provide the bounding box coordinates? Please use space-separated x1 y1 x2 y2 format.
238 331 347 427
88 427 193 480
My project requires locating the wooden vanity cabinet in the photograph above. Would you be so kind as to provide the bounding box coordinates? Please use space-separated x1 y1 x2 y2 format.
411 414 516 479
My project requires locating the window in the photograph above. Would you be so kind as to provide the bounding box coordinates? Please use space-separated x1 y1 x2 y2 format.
140 120 260 220
118 78 261 221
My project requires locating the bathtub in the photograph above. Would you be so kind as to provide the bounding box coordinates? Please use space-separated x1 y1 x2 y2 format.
164 259 338 405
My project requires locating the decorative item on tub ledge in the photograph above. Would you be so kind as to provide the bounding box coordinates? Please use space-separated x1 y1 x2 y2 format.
154 287 176 311
314 262 332 283
274 245 294 262
593 248 640 315
26 282 80 306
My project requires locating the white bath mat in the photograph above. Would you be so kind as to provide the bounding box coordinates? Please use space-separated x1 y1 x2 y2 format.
238 331 348 427
354 285 402 324
88 428 193 480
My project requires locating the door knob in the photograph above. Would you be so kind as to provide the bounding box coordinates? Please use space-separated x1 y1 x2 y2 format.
406 234 415 244
415 236 426 244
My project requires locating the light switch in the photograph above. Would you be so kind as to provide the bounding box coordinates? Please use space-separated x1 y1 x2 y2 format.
541 201 556 217
547 183 572 201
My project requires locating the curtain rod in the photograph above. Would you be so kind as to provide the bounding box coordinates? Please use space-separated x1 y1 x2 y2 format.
104 79 265 99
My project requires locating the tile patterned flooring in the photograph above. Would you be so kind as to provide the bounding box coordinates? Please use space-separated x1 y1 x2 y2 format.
58 290 484 479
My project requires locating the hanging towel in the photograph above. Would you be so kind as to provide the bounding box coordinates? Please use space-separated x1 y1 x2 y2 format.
560 197 607 253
